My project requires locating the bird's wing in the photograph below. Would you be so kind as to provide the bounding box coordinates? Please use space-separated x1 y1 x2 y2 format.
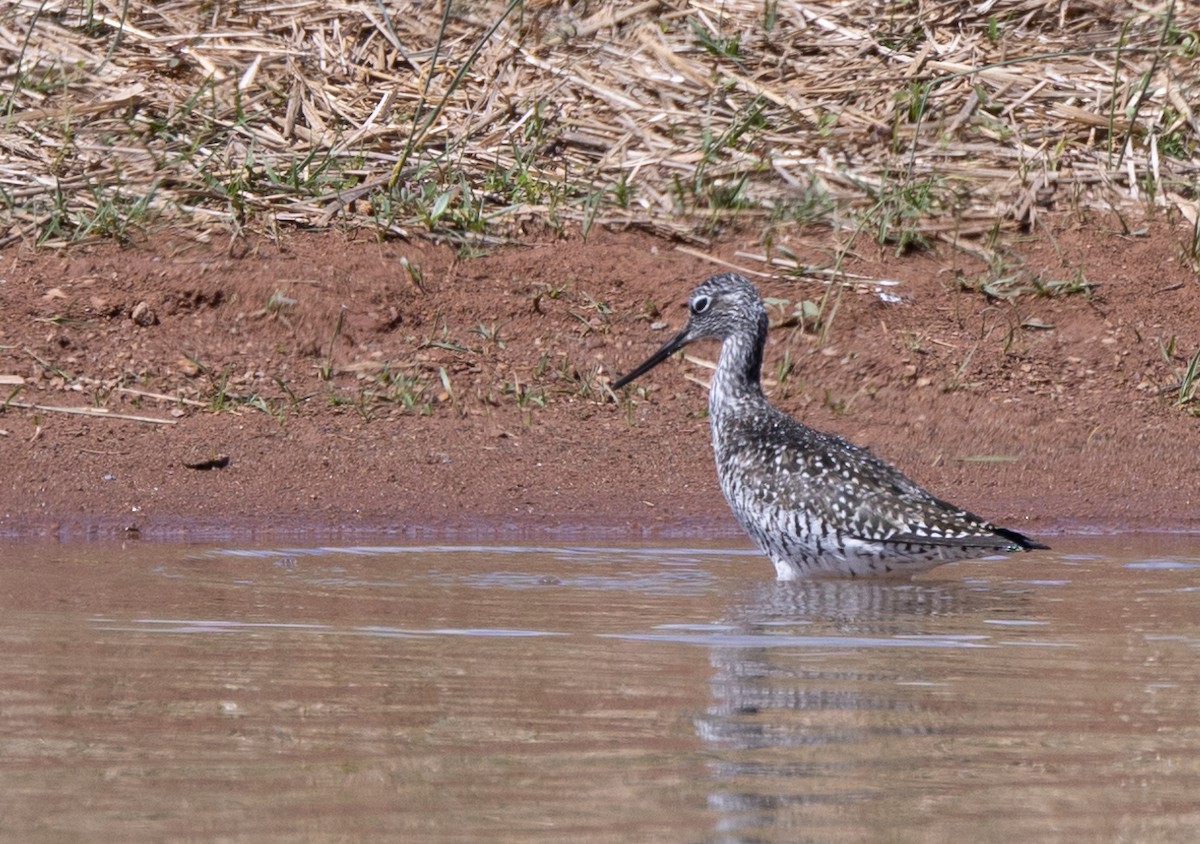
764 425 1021 549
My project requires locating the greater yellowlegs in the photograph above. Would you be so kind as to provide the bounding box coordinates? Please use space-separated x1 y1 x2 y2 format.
612 273 1048 579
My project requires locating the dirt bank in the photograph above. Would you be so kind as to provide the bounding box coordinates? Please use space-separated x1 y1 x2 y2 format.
2 221 1198 541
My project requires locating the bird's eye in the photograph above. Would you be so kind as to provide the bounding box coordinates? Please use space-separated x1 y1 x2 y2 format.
691 295 712 314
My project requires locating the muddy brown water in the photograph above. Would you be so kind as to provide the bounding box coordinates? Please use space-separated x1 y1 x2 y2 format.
3 536 1200 841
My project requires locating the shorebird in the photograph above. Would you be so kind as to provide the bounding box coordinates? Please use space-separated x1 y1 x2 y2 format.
612 273 1048 579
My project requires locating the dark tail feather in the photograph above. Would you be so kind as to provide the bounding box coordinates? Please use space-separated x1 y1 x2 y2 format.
994 526 1050 551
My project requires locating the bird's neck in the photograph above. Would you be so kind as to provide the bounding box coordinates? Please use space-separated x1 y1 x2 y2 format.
708 317 768 421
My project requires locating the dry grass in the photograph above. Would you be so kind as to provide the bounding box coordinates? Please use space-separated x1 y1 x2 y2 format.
1 0 1198 249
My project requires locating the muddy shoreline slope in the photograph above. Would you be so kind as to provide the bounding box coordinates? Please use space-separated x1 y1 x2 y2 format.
2 223 1198 541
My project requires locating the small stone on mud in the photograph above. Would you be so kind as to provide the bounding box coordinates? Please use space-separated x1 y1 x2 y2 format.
177 357 201 376
183 454 230 471
131 301 158 326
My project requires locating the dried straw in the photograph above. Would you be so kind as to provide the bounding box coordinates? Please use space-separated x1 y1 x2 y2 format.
1 0 1197 247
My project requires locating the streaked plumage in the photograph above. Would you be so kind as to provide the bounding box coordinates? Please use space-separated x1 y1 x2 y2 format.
612 273 1048 579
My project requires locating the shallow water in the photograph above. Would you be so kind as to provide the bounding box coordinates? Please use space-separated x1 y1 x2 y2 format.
3 535 1200 842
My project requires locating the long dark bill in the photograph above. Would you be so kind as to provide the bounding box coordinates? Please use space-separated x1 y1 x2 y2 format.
610 327 692 390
